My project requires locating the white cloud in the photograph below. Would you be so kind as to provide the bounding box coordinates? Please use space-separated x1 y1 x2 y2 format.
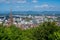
40 4 49 8
32 0 37 3
12 0 27 3
16 6 20 8
34 4 55 9
0 0 5 3
0 0 10 4
16 0 26 3
5 1 10 4
16 6 24 8
0 0 27 4
33 4 56 11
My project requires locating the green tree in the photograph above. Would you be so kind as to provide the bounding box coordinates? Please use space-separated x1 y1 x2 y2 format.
33 22 60 40
0 22 60 40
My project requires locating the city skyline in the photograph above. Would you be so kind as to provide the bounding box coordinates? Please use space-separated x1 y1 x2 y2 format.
0 0 60 12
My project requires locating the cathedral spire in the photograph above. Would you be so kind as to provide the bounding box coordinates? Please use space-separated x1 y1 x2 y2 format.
10 8 13 25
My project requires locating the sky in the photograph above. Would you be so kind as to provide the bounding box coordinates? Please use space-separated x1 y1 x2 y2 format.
0 0 60 11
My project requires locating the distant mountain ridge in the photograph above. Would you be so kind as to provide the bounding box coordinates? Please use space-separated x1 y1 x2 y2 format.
0 11 60 16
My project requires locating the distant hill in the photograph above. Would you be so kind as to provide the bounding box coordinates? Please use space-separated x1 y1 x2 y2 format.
0 11 60 16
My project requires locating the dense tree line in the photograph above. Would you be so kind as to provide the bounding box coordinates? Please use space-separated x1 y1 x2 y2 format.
0 22 60 40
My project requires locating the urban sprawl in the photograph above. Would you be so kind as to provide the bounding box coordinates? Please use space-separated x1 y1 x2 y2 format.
0 12 60 29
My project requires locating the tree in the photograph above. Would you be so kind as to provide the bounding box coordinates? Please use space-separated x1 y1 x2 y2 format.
33 22 60 40
0 22 60 40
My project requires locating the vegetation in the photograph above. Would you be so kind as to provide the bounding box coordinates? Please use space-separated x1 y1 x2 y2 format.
0 22 60 40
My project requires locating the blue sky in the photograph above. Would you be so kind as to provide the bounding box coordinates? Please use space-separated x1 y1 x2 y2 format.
0 0 60 11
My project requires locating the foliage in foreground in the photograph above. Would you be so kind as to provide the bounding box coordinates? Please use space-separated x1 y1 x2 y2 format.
0 22 60 40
